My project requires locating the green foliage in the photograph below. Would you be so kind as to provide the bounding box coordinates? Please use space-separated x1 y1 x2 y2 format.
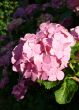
69 42 79 75
75 72 79 77
69 63 75 72
54 77 78 104
37 80 58 89
0 0 19 34
70 42 79 60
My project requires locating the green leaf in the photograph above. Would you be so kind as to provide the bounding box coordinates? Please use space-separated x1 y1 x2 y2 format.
71 42 79 59
54 78 78 104
76 72 79 77
37 80 57 89
69 63 75 72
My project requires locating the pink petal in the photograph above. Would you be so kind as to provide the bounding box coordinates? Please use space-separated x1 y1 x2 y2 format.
56 71 64 80
33 44 41 54
24 71 31 78
41 72 48 80
48 74 57 81
34 54 43 71
43 54 51 64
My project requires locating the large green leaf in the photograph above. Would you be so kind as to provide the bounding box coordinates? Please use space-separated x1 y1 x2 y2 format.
37 80 58 89
54 78 78 104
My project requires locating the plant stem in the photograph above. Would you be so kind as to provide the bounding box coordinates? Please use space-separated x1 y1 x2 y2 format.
71 76 79 83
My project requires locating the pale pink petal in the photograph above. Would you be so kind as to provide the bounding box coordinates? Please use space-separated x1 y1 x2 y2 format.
56 71 64 80
33 44 41 54
12 65 19 72
48 74 57 81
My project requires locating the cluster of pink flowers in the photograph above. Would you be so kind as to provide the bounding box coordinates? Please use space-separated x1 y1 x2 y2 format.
11 22 75 82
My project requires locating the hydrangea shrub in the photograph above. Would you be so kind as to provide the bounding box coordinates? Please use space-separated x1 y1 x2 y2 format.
1 0 79 107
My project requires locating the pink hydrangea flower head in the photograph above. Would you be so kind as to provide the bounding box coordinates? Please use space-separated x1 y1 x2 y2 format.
11 22 75 81
70 26 79 41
